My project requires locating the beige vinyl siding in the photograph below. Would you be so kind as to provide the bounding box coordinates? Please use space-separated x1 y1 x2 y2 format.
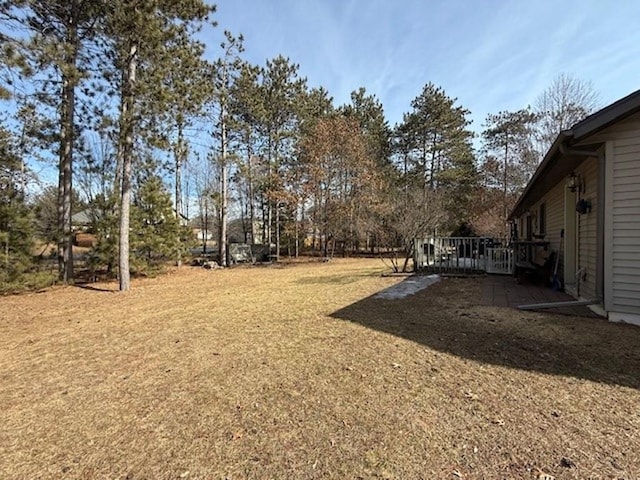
609 125 640 315
530 181 564 269
587 112 640 317
575 157 598 299
583 112 640 144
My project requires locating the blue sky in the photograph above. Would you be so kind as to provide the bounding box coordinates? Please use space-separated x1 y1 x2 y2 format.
205 0 640 131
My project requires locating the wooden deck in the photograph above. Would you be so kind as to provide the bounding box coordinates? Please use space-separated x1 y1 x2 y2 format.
480 275 603 318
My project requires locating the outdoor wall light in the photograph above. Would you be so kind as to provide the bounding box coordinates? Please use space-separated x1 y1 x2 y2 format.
567 172 581 192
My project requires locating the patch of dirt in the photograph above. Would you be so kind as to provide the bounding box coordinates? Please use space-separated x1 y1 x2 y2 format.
0 259 638 479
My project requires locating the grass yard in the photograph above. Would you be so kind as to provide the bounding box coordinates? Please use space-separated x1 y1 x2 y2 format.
1 258 639 479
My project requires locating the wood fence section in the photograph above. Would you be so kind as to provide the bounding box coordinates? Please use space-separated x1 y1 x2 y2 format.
414 237 514 275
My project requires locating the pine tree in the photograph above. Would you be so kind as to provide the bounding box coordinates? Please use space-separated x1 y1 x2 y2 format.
395 83 477 231
400 83 474 192
0 125 35 282
104 0 213 290
481 108 538 236
1 0 106 284
131 176 190 272
287 86 334 255
339 88 393 249
155 25 212 266
258 56 307 260
341 87 392 168
209 31 244 267
228 62 264 246
86 192 119 276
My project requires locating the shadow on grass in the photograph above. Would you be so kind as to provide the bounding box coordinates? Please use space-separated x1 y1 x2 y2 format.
330 277 640 390
74 283 117 293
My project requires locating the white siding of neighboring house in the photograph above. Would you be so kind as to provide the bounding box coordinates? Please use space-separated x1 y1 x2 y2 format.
601 115 640 324
574 157 599 300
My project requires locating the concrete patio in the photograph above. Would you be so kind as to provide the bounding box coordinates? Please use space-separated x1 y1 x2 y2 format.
480 275 603 318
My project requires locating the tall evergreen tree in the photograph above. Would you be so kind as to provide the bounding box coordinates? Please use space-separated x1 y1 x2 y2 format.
481 108 538 236
156 26 211 266
0 124 34 281
1 0 105 284
400 83 473 192
209 31 244 267
258 56 306 260
290 86 334 255
104 0 212 291
131 176 190 272
228 62 263 245
341 87 392 168
395 83 477 231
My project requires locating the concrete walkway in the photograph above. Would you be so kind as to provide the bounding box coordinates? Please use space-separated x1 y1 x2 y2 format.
374 274 441 299
480 275 602 318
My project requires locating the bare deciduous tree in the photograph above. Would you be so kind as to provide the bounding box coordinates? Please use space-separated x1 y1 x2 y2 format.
378 186 448 273
535 73 600 152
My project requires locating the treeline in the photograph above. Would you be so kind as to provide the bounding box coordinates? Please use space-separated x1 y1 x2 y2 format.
0 1 599 290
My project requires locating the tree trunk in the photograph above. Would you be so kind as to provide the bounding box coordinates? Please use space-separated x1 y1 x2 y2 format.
118 145 132 291
175 122 185 267
118 43 137 292
175 123 184 220
422 138 428 191
402 240 414 273
3 234 8 270
266 137 273 252
202 201 208 254
275 204 280 262
261 196 268 249
323 228 328 258
219 99 228 267
57 32 77 285
246 145 256 244
184 164 190 220
429 133 437 189
294 207 299 258
311 226 317 253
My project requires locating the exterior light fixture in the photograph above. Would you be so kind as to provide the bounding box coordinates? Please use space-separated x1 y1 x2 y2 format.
567 172 580 192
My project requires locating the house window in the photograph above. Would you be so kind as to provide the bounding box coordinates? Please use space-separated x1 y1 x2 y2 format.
539 202 546 236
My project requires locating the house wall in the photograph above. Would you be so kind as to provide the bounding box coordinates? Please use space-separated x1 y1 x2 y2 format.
512 159 599 299
529 180 565 272
602 114 640 324
573 157 599 300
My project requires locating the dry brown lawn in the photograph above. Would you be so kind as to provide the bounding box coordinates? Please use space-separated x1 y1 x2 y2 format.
0 258 638 479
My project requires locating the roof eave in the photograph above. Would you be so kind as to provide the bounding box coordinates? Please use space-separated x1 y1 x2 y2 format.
509 88 640 221
572 89 640 141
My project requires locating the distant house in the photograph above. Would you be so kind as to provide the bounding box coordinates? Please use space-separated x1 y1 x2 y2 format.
193 228 214 242
510 89 640 325
71 209 92 231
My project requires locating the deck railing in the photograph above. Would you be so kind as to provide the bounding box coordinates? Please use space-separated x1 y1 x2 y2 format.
485 247 514 275
414 237 513 275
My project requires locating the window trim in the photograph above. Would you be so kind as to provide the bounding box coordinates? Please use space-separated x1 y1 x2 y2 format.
539 202 546 236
